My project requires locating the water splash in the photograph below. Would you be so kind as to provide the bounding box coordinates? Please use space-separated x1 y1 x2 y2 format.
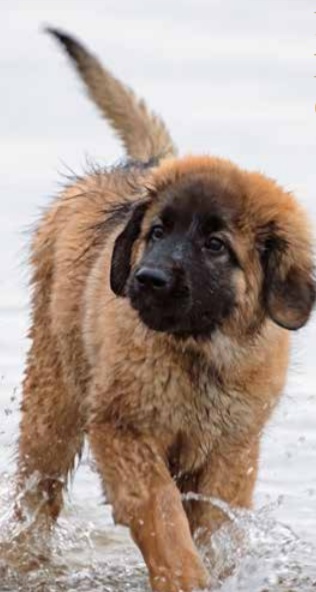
1 479 315 591
184 494 316 591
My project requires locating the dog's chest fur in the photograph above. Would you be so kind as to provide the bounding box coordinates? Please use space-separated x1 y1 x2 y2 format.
86 294 278 478
119 341 256 475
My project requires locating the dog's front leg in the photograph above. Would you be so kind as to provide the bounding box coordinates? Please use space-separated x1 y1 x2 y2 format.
88 422 210 592
183 439 260 548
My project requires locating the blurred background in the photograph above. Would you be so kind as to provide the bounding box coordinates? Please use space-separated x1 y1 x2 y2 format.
1 1 316 590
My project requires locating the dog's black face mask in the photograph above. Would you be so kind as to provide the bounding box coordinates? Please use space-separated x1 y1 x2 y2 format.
111 179 239 338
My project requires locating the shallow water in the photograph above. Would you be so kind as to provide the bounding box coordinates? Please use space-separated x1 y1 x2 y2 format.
1 0 316 590
1 482 316 591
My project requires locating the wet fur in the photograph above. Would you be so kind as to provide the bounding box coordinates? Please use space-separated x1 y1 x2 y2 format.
15 30 315 592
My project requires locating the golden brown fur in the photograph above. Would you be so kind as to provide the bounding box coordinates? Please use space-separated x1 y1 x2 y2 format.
46 27 176 161
15 30 315 592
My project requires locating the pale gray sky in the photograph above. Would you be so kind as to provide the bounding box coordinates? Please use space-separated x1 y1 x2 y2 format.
2 0 316 217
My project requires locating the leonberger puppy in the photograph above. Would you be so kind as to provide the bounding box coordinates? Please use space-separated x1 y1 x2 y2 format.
15 28 315 592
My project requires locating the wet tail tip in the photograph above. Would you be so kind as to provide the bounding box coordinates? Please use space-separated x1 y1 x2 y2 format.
44 26 82 59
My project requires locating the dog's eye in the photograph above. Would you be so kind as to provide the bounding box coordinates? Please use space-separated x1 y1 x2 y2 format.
150 225 165 240
204 236 226 253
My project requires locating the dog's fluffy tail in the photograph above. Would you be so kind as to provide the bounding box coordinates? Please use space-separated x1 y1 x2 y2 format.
46 27 176 162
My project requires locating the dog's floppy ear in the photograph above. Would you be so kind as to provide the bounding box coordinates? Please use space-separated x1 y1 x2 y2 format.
110 201 149 296
262 235 315 330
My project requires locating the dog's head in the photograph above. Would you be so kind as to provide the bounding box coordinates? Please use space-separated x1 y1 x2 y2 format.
110 156 315 339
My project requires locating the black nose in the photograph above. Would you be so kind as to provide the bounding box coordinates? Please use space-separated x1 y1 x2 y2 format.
135 267 173 292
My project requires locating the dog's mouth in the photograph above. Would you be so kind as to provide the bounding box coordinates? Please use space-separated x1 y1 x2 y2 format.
128 281 218 338
135 306 188 334
134 305 219 338
129 285 191 333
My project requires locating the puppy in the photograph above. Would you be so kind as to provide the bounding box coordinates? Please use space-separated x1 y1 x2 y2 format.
15 29 315 592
